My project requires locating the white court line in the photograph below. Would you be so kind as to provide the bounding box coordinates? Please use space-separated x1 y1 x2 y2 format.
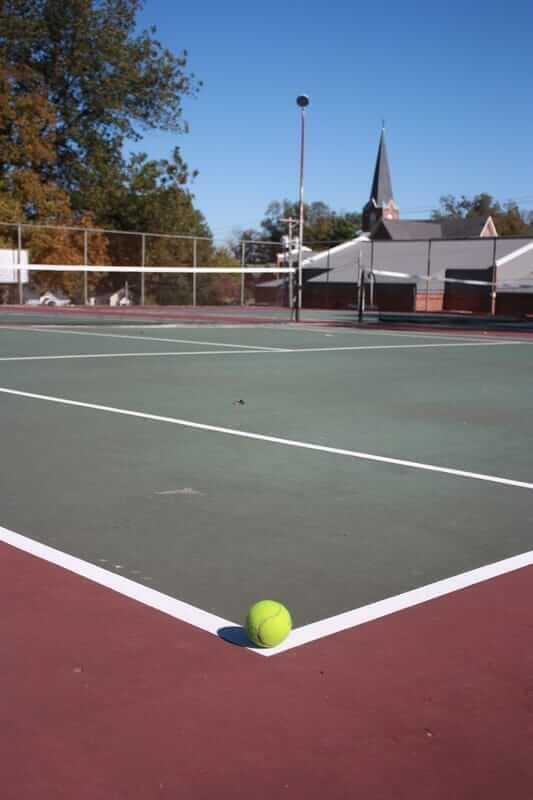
294 324 529 343
2 326 285 351
1 385 533 491
1 523 531 658
262 549 533 655
0 350 277 362
286 341 524 354
0 339 525 363
4 323 529 349
0 524 236 637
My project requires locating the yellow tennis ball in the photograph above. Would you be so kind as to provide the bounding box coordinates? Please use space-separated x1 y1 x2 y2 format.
245 600 292 647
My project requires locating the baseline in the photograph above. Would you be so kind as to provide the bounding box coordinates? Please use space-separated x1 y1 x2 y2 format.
2 523 530 658
262 549 533 655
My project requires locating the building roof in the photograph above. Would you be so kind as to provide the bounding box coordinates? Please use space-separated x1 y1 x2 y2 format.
440 216 488 238
307 237 533 288
256 236 371 289
304 237 372 284
371 219 442 240
370 216 497 241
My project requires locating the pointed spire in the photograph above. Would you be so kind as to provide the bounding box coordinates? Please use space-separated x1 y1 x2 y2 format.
362 127 399 232
369 128 394 207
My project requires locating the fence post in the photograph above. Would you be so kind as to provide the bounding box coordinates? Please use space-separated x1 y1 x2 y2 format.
240 241 246 305
288 243 293 313
83 229 89 304
355 251 361 311
357 270 366 323
369 240 375 307
425 239 432 312
192 238 197 307
141 234 146 306
17 224 23 305
491 238 497 316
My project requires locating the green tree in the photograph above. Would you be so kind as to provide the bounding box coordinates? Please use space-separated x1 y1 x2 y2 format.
238 200 362 253
0 61 72 221
433 193 531 236
1 0 200 213
0 60 109 297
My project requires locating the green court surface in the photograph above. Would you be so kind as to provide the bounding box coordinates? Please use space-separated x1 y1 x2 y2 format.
0 305 358 327
1 323 532 626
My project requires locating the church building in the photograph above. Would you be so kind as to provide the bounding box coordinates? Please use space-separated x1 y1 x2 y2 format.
361 128 400 233
257 128 533 314
361 128 497 240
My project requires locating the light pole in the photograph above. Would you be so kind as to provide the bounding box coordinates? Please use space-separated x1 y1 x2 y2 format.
295 94 309 322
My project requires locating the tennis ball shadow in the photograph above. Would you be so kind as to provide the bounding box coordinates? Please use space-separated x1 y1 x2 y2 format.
217 625 260 649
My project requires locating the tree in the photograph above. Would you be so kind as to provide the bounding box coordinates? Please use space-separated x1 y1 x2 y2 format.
237 201 362 253
1 0 200 213
1 3 210 302
230 228 280 265
0 61 72 221
432 193 531 236
0 60 109 296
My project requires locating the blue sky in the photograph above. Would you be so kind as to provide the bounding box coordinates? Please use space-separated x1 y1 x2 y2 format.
131 0 533 242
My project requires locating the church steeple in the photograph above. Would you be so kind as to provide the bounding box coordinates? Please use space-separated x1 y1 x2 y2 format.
362 127 400 232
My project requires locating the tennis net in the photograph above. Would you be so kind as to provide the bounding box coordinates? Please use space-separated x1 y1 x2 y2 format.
359 267 533 318
0 264 296 326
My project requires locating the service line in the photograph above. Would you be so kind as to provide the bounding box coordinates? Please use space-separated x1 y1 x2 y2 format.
1 385 532 492
0 339 525 362
0 350 268 362
1 325 286 351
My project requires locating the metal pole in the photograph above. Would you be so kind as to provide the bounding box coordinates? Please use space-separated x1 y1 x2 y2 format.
83 229 88 304
295 96 309 322
288 242 294 316
281 217 295 315
193 238 197 307
355 251 361 309
240 241 246 305
17 224 23 304
425 239 432 312
491 237 497 316
357 270 365 323
141 234 146 306
369 239 375 306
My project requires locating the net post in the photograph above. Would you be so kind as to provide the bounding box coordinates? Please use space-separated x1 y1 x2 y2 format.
141 234 146 306
357 270 365 323
425 239 432 312
83 229 89 305
240 241 245 305
17 224 23 305
369 239 375 308
193 238 197 307
355 251 361 309
491 238 497 316
287 240 293 314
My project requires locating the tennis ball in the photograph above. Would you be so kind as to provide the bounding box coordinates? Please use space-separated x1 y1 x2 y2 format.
245 600 292 647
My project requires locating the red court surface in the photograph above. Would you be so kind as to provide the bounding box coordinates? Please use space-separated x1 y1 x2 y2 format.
2 541 532 799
